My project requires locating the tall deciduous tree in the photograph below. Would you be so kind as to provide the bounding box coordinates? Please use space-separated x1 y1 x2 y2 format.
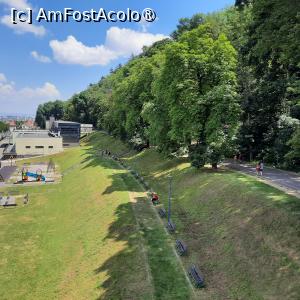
35 100 65 128
239 0 300 162
152 24 240 167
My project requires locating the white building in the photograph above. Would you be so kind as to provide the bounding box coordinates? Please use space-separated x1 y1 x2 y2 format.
14 131 63 156
80 124 93 135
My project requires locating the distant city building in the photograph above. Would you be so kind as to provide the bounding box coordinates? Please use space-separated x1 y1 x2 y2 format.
22 119 35 129
6 120 16 132
51 120 81 146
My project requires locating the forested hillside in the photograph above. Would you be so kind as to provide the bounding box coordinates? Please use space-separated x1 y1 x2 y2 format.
35 0 300 170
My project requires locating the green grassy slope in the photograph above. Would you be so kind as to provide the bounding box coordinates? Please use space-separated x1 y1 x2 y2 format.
0 139 190 299
91 132 300 300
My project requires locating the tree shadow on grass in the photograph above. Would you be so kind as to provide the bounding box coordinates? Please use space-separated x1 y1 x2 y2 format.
80 150 123 171
94 194 191 300
94 201 154 300
101 172 143 195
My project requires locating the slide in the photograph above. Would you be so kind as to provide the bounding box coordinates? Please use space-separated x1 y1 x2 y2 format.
26 172 46 181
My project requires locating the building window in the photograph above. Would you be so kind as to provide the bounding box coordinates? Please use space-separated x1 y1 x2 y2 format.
49 146 54 149
35 146 44 149
25 146 31 149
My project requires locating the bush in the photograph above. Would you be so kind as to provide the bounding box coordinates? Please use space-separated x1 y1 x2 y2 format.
189 144 207 168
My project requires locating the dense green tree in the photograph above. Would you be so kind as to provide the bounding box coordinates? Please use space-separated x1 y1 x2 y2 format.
35 100 65 128
235 0 251 7
171 13 205 39
15 121 24 129
238 0 300 162
33 2 299 170
151 24 239 167
0 121 9 132
285 127 300 170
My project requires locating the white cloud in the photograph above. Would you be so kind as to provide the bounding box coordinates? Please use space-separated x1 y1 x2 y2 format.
49 36 118 66
1 15 46 36
0 0 31 10
31 51 51 63
106 27 167 56
0 0 46 36
0 73 60 115
49 27 169 66
0 73 7 82
139 18 151 33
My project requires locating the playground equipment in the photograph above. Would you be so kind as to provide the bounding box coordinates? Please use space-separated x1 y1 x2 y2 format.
23 193 29 204
22 168 45 182
47 159 55 173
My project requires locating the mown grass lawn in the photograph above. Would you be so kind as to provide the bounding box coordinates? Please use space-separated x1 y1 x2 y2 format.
0 138 190 300
92 132 300 300
2 131 300 300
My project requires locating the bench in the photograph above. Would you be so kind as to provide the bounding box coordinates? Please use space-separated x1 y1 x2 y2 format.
158 208 166 218
188 265 204 288
0 196 6 206
3 196 17 207
175 240 187 256
166 221 176 233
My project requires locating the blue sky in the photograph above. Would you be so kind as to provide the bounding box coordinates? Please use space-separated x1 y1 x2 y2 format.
0 0 234 116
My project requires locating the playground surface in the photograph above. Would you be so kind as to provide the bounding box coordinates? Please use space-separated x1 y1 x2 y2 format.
0 160 61 185
0 166 17 181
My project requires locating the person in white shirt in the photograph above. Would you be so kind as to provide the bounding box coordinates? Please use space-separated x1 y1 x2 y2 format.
259 161 264 176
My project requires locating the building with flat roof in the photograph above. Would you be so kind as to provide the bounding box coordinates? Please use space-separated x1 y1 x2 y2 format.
52 120 81 146
15 131 63 157
2 130 63 158
12 130 49 144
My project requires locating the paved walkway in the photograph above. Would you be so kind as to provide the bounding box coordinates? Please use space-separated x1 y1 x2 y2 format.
225 161 300 198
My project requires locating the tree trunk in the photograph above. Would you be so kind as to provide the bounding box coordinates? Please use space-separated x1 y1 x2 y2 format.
211 162 218 169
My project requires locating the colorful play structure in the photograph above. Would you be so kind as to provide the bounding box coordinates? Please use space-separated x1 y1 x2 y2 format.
21 168 45 182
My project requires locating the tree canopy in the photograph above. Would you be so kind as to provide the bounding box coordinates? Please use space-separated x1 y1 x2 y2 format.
36 1 300 169
0 121 9 133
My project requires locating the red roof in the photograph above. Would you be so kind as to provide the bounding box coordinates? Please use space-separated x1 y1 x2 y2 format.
6 120 16 126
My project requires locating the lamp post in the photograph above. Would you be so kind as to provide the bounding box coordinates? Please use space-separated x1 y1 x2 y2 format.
167 175 172 223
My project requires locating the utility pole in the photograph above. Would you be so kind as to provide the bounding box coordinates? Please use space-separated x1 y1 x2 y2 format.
168 175 172 223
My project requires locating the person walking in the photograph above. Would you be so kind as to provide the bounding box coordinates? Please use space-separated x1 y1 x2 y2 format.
259 161 264 176
234 154 237 164
256 162 260 176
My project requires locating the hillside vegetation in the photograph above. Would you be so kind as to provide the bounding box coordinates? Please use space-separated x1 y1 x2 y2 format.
36 0 300 170
91 132 300 299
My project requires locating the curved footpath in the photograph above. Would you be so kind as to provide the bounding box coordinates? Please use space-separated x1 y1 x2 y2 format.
225 160 300 198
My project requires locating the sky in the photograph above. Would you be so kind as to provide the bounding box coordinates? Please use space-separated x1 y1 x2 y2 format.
0 0 234 116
